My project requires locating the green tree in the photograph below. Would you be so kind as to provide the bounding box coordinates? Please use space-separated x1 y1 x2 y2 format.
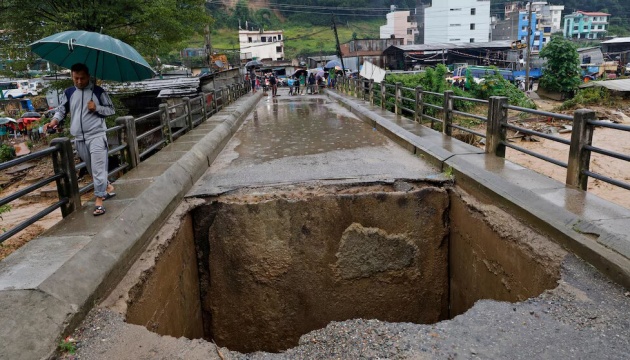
539 35 582 93
0 0 211 73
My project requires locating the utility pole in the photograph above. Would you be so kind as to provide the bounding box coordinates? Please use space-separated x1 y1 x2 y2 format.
525 2 534 91
331 14 346 77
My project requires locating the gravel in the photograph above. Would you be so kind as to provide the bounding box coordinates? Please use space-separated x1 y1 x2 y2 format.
60 254 630 360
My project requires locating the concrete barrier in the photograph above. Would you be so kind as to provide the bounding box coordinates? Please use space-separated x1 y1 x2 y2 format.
0 92 263 360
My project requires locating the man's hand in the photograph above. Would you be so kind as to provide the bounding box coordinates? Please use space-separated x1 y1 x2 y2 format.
87 100 96 112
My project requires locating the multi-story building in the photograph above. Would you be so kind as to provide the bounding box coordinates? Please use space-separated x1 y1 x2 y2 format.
422 0 491 44
492 2 563 53
380 8 418 45
238 29 285 62
564 11 610 40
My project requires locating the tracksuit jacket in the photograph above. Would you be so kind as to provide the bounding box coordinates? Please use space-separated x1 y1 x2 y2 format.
53 83 116 140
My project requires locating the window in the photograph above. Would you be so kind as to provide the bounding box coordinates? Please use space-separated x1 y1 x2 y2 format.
449 38 461 41
273 36 277 41
261 37 267 43
276 46 283 53
470 23 475 30
573 26 578 31
407 40 413 45
470 38 475 43
471 8 476 15
450 24 461 27
248 37 252 43
450 8 461 11
407 29 413 35
278 34 282 40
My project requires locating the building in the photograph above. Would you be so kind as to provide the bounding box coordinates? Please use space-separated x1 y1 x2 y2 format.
421 0 491 44
492 2 563 53
601 37 630 66
238 30 285 62
382 40 512 70
380 9 418 45
340 38 405 72
564 11 610 40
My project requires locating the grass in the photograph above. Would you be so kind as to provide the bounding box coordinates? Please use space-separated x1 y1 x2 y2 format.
185 19 382 59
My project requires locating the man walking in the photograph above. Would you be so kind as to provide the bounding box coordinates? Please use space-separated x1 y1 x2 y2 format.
269 72 278 97
49 63 116 216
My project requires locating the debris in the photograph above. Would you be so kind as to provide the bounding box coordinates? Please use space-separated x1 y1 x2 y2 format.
609 111 630 124
13 142 31 157
559 125 572 134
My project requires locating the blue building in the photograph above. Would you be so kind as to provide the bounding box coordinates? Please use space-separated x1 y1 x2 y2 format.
563 11 610 40
517 11 537 51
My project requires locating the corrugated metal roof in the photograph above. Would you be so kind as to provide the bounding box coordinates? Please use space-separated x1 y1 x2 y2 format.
601 37 630 44
385 40 513 52
579 79 630 92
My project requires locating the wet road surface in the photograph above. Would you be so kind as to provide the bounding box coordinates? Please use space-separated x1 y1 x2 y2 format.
189 94 444 196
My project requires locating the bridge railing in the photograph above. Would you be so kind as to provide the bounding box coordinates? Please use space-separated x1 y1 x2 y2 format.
335 77 630 193
0 80 251 243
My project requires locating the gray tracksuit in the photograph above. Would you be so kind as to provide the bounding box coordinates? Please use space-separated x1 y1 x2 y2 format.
52 83 115 198
53 83 115 140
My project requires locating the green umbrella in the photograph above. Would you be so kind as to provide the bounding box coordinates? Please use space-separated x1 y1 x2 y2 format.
30 30 155 82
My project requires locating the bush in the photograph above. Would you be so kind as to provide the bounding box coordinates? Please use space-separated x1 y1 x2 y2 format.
0 143 16 163
467 70 537 109
559 87 615 110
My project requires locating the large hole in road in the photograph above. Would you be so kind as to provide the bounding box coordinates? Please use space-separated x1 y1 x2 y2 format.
121 182 565 354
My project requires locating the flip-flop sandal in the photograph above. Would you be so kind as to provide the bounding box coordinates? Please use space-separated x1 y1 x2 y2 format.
103 192 116 200
93 205 106 216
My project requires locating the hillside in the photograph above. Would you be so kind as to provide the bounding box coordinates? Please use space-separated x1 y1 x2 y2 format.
189 20 382 60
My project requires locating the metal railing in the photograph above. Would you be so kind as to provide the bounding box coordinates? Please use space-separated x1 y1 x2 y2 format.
335 77 630 193
0 80 251 243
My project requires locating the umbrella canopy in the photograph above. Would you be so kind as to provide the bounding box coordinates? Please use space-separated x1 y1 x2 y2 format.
30 30 155 82
20 112 41 118
292 69 307 77
0 117 17 125
245 60 264 69
325 60 342 69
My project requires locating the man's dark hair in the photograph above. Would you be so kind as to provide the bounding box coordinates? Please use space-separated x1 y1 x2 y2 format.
70 63 90 74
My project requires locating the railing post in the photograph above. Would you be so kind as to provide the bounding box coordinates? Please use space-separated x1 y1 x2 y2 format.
159 103 173 144
369 79 375 106
415 86 423 123
486 96 508 157
50 138 80 217
566 109 596 190
380 80 386 110
395 82 402 115
116 116 139 169
443 90 454 136
200 95 207 121
183 97 193 131
212 89 218 113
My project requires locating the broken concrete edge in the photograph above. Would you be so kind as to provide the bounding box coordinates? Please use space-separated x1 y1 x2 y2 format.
0 92 263 360
325 89 630 290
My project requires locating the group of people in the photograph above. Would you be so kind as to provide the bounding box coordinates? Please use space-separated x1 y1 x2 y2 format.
248 68 341 96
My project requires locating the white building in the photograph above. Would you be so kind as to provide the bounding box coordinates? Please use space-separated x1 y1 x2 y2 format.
380 10 418 45
527 2 564 33
238 30 285 62
423 0 491 44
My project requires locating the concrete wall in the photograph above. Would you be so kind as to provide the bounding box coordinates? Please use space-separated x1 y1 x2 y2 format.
125 214 204 339
449 189 565 316
200 186 450 353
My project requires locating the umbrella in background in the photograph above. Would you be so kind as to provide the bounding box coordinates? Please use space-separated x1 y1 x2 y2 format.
0 117 17 125
292 69 307 77
30 30 155 82
245 60 264 69
325 59 342 69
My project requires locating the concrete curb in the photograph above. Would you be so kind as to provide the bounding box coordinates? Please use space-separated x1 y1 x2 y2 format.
326 89 630 290
0 92 263 360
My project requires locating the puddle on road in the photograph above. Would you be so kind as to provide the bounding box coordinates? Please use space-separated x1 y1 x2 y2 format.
233 98 386 163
